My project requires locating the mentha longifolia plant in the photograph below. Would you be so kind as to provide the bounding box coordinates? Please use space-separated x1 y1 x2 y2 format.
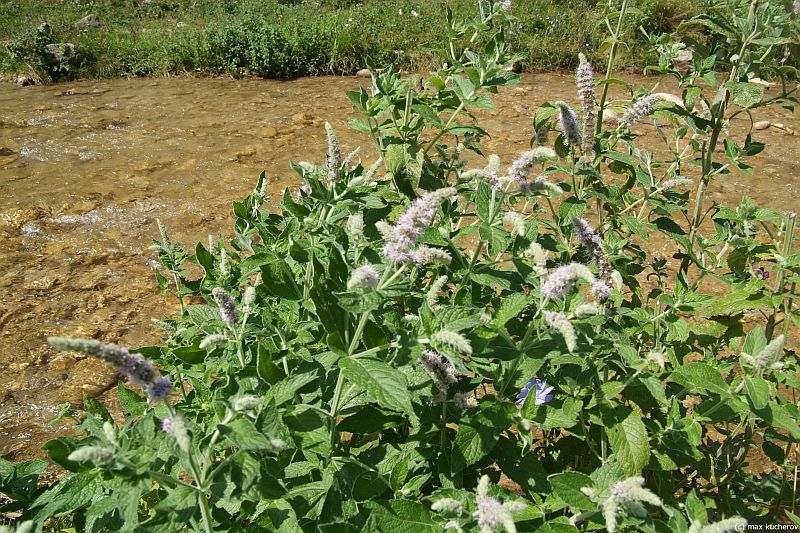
3 1 799 532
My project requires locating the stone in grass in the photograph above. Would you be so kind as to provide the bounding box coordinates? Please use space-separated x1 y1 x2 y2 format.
75 14 102 31
43 43 77 67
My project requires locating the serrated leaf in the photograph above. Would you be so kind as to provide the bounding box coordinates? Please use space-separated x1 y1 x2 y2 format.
33 471 101 521
385 143 423 194
364 500 438 533
752 402 800 439
743 375 770 410
117 382 146 416
451 423 498 472
265 364 321 407
549 471 595 511
607 408 650 476
726 81 763 108
220 417 274 451
260 255 302 300
494 293 530 328
155 484 198 524
436 306 484 331
530 397 581 429
339 358 418 425
476 180 492 222
194 242 215 276
670 362 729 395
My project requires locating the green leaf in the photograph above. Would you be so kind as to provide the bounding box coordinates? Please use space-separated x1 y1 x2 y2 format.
265 364 321 407
751 402 800 439
476 180 492 222
743 375 770 411
411 104 444 126
363 500 438 533
670 362 729 395
338 405 405 433
451 423 498 472
85 497 119 533
260 255 303 300
339 358 418 425
257 343 281 384
82 392 112 423
548 472 595 511
194 242 215 276
42 437 83 472
702 288 769 317
220 417 274 451
155 484 198 524
726 81 763 108
33 471 102 521
173 345 205 364
436 306 485 331
530 397 581 430
605 150 638 167
0 458 47 502
385 143 424 194
607 408 650 476
494 293 530 328
117 382 146 416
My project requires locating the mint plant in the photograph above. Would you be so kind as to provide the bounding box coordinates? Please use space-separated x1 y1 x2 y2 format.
2 1 798 532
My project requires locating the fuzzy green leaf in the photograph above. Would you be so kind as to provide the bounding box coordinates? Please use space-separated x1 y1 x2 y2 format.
549 471 595 511
493 293 530 328
607 408 650 476
364 500 438 533
450 423 498 473
339 358 418 425
670 362 729 395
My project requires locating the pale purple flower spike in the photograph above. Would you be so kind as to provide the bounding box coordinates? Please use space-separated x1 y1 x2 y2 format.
557 102 581 148
212 287 239 326
348 264 380 290
420 349 458 404
380 188 455 264
477 496 506 530
47 337 172 403
516 377 554 406
573 217 612 284
620 94 662 126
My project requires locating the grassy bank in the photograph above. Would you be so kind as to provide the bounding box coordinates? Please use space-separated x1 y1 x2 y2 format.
0 0 706 83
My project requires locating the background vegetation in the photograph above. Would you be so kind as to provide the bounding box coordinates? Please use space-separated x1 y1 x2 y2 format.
0 0 715 82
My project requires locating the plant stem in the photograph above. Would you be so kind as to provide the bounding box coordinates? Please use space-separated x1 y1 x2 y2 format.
766 211 796 340
595 0 629 135
424 101 468 155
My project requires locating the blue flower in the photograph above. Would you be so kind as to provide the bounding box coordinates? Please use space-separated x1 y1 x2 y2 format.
516 377 554 407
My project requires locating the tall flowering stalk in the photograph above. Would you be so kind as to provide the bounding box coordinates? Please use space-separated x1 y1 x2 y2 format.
541 262 595 300
325 122 342 179
212 287 239 326
544 311 577 352
47 337 171 402
379 187 456 264
419 349 458 404
556 102 581 149
572 217 612 299
506 147 557 191
619 94 662 126
347 264 380 290
576 53 597 158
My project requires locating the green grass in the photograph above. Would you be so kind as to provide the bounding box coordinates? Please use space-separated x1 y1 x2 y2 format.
0 0 696 83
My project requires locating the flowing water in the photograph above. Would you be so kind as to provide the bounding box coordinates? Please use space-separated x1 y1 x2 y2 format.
0 73 797 460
